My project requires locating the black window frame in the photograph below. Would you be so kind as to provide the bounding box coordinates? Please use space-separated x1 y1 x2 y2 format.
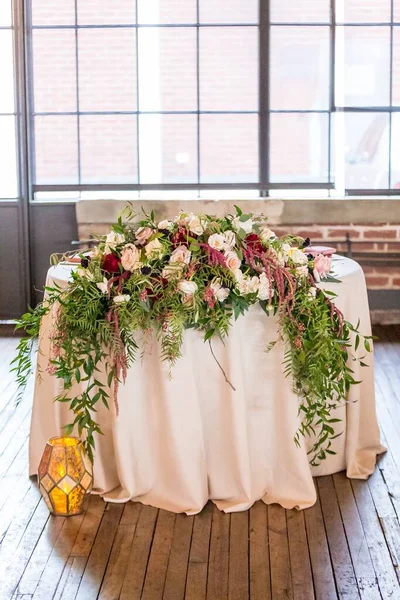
14 0 400 197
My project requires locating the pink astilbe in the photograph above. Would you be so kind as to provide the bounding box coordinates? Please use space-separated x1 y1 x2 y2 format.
199 243 227 268
107 271 130 296
48 303 66 366
324 295 345 337
203 286 216 309
106 307 128 416
294 337 303 349
186 261 197 278
243 246 297 308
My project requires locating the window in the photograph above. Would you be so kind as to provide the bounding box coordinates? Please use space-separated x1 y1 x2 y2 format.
25 0 400 196
0 0 18 199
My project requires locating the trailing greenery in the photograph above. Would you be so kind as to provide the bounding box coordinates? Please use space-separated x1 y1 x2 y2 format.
12 205 373 464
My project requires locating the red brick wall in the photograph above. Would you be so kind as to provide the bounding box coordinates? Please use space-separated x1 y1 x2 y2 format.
273 223 400 289
29 1 400 192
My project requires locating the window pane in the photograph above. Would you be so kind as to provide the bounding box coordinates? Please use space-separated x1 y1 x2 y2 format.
341 0 390 23
200 27 258 111
270 113 329 183
78 29 136 111
270 26 329 110
78 0 136 25
271 0 329 23
33 30 77 113
32 0 75 25
0 1 12 26
138 28 197 111
391 114 400 188
137 0 196 24
80 116 137 184
139 114 197 183
200 114 258 183
344 112 389 189
341 26 390 107
391 29 400 106
0 31 14 113
200 0 258 24
35 116 79 184
0 117 17 198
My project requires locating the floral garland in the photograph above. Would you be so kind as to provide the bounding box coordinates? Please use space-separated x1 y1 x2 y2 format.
12 205 372 464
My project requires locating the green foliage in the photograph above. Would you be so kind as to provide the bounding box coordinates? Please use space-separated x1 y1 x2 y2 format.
280 286 373 465
11 207 373 466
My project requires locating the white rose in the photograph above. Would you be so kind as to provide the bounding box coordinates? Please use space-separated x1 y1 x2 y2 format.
273 244 291 266
96 278 109 294
237 279 248 295
223 230 236 250
175 212 191 225
210 279 230 302
76 266 94 280
247 276 260 294
170 245 191 264
177 280 198 296
308 286 317 298
237 275 259 296
215 287 230 302
135 226 153 245
181 294 194 306
188 215 204 236
296 265 309 278
113 294 130 304
104 231 125 254
232 268 244 283
260 226 276 242
158 219 172 230
237 277 251 296
120 243 141 272
288 248 308 265
232 216 254 234
208 233 225 250
162 264 183 280
225 251 241 271
145 238 163 259
258 272 274 300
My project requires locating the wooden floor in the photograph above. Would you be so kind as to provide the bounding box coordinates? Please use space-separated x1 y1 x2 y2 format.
1 327 400 599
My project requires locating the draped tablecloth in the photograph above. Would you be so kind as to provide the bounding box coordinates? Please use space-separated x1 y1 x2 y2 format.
29 256 385 514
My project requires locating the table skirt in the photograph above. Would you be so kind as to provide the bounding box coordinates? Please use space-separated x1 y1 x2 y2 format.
29 257 385 514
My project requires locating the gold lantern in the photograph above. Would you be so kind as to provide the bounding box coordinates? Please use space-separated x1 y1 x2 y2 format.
38 437 93 516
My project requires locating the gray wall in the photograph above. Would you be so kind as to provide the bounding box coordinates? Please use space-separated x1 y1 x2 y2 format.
29 203 78 306
0 203 24 319
0 202 77 319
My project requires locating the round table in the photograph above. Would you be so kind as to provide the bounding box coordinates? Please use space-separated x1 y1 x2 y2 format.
29 256 385 514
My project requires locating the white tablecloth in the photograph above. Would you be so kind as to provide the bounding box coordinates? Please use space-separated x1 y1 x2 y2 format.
29 256 385 514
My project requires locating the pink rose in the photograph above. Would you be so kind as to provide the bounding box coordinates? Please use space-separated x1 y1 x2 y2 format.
313 254 332 282
135 226 153 245
121 243 141 271
224 251 241 271
170 245 191 265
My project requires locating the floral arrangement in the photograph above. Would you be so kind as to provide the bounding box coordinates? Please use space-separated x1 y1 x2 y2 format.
13 205 372 465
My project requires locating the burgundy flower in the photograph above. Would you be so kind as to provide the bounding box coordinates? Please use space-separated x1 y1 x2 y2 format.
245 233 264 254
171 228 189 247
102 253 121 274
146 275 169 302
80 257 90 268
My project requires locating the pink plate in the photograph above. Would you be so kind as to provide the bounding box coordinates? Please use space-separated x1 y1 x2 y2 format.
306 245 337 257
64 251 93 264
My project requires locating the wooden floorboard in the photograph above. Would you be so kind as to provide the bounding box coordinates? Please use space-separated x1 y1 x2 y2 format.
1 327 400 599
